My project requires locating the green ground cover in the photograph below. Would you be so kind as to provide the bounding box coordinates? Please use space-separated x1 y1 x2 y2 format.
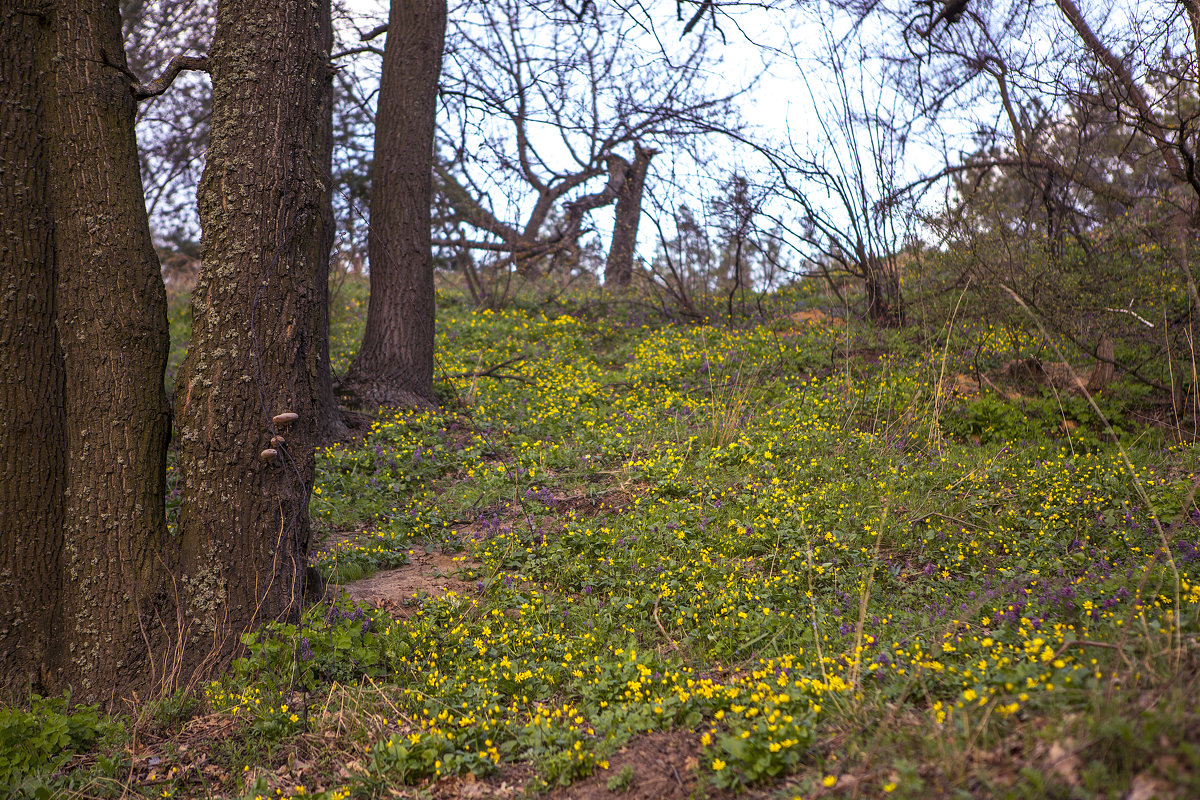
12 282 1200 799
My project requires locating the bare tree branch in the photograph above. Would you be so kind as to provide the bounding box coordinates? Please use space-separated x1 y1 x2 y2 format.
132 54 210 100
332 45 384 59
361 22 389 41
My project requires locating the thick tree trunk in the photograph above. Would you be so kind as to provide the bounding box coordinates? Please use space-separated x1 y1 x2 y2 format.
0 5 65 699
176 0 327 667
604 145 655 288
340 0 446 409
44 0 173 702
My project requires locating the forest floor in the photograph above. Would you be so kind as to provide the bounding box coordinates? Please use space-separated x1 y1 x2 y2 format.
19 280 1200 799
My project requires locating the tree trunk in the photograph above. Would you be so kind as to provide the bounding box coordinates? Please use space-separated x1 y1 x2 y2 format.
44 0 173 703
864 259 904 328
0 4 64 699
340 0 447 409
176 0 327 668
604 145 655 288
313 0 347 443
1086 334 1115 393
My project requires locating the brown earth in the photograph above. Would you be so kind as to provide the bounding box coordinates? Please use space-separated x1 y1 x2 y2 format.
429 730 716 800
339 549 481 615
552 731 707 800
944 372 981 397
432 764 532 799
789 309 844 326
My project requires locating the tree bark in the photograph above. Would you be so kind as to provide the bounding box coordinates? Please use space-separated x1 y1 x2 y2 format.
604 145 656 288
863 257 904 328
176 0 327 668
340 0 447 409
0 3 64 699
313 0 347 442
43 0 173 702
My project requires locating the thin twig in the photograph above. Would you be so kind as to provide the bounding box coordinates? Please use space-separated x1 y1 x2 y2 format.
332 45 384 60
907 511 979 530
443 356 530 383
1052 638 1136 673
652 593 680 653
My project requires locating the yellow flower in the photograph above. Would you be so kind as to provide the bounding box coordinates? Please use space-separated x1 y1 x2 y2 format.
823 775 837 787
712 759 726 771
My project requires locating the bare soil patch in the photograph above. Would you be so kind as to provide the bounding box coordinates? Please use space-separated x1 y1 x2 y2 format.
836 346 889 364
554 488 634 520
789 309 844 326
432 764 533 799
550 730 707 800
340 550 480 615
944 372 981 398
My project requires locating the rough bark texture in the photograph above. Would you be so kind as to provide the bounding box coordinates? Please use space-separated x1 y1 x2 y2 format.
44 0 173 702
340 0 446 409
313 0 347 443
176 0 327 668
604 146 655 288
0 4 64 699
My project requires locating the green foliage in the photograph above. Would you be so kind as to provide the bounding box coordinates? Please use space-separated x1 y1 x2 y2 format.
909 194 1197 402
276 293 1196 794
0 695 118 798
165 286 192 393
706 710 815 789
235 601 402 693
147 687 200 731
939 387 1127 449
606 764 634 792
365 730 495 787
38 281 1194 798
939 393 1042 444
314 540 409 585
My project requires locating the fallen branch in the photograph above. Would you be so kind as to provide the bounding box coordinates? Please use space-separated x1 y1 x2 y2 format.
977 371 1007 395
443 356 529 383
652 593 680 653
907 511 979 529
1104 305 1155 328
